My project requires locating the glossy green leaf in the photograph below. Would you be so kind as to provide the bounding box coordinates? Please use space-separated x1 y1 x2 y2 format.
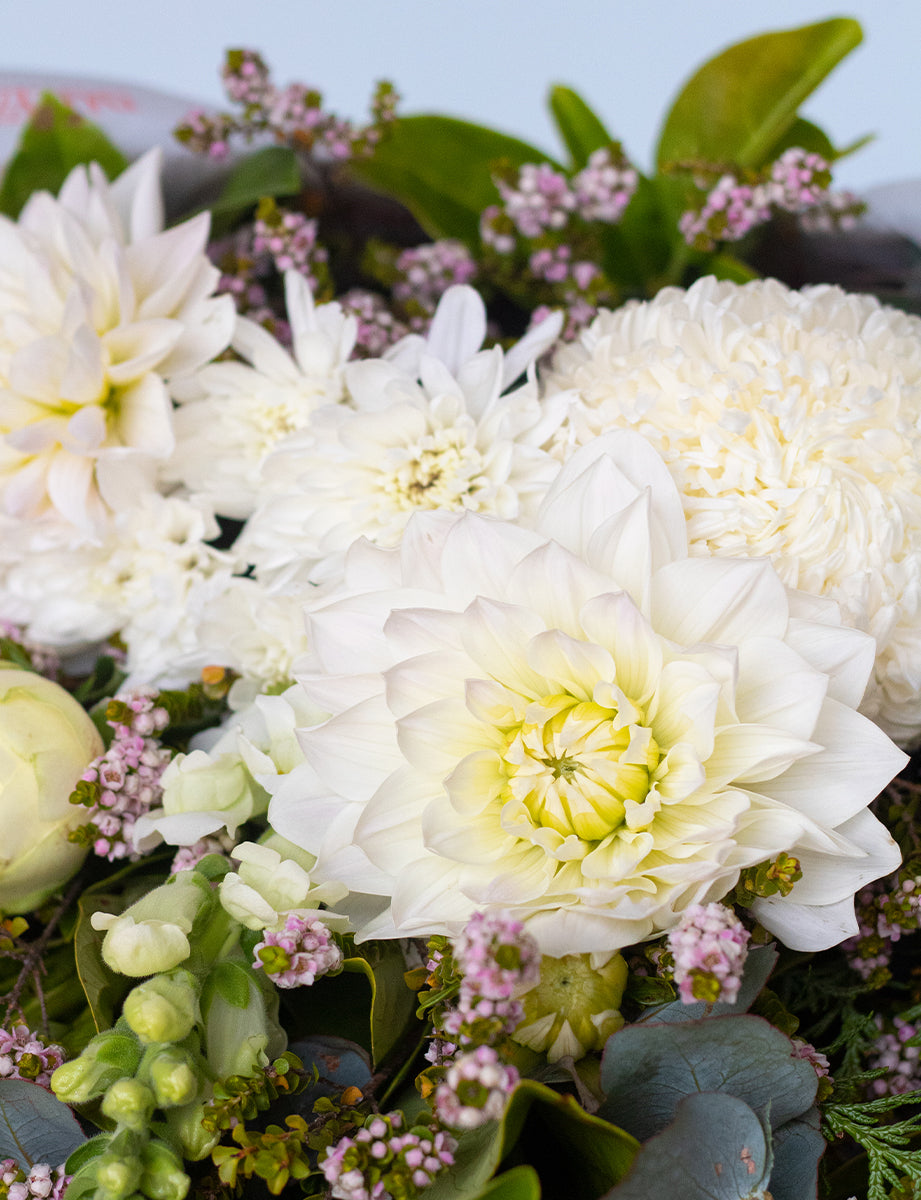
471 1166 541 1200
603 1093 772 1200
352 115 552 244
548 85 612 169
0 1080 87 1167
353 941 420 1066
206 145 301 221
0 93 128 218
657 18 863 170
427 1079 638 1200
599 1014 817 1143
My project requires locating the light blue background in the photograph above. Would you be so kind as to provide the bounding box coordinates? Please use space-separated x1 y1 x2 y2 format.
0 0 917 188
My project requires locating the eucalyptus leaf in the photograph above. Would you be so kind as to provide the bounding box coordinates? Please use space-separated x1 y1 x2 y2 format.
769 1106 825 1200
548 85 613 169
602 1092 772 1200
639 943 778 1024
0 1080 87 1167
656 18 863 170
599 1014 817 1142
352 115 553 244
289 1034 372 1091
0 93 128 218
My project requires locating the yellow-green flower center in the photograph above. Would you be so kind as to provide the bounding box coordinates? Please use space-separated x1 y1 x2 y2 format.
502 694 660 842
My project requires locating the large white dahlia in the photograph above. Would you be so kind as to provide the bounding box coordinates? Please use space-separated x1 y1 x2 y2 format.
546 276 921 746
270 432 904 956
0 149 234 532
236 285 565 587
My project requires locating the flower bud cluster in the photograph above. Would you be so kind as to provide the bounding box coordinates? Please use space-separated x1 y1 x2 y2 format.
320 1112 455 1200
438 911 541 1051
496 163 576 238
433 1045 520 1130
0 1161 69 1200
176 49 397 164
253 201 329 293
571 147 638 222
843 869 921 987
340 289 411 357
0 1026 65 1088
169 835 232 874
678 146 844 250
73 688 172 861
666 902 750 1005
868 1015 921 1097
253 912 343 987
392 240 477 318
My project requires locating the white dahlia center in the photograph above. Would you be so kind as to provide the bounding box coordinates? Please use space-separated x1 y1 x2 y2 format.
384 431 484 513
501 693 661 843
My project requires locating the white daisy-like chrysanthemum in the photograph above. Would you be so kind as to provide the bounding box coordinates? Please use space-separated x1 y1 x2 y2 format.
269 431 905 957
0 494 233 684
0 149 234 532
235 285 565 587
546 276 921 746
164 270 358 519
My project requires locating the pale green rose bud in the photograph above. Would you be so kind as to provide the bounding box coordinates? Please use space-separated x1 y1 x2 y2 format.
101 1078 156 1131
0 663 104 913
146 1047 200 1108
123 970 199 1045
512 951 628 1062
164 1099 219 1161
91 872 213 977
139 1139 191 1200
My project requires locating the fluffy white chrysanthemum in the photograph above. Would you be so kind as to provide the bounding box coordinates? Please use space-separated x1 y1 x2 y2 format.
269 432 904 956
236 285 565 587
0 149 234 532
547 276 921 746
164 270 357 519
0 494 232 684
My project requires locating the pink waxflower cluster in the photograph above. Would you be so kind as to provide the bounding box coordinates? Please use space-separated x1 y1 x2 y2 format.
392 240 477 318
869 1016 921 1097
679 174 772 249
176 49 397 164
572 147 639 222
253 208 329 289
495 163 576 238
321 1112 455 1200
252 913 343 988
170 836 232 875
791 1038 832 1082
433 1045 520 1130
0 1026 65 1089
430 911 541 1060
843 871 921 986
340 289 411 357
75 689 172 861
667 902 751 1005
0 1162 69 1200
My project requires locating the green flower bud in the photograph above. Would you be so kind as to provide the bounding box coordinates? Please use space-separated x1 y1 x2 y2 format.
139 1139 190 1200
51 1056 127 1105
164 1099 219 1161
123 971 199 1045
101 1078 155 1131
512 951 628 1062
96 1155 143 1200
0 664 105 913
91 873 213 977
146 1048 200 1108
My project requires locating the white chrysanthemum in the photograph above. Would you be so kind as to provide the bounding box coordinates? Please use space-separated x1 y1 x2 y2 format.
269 432 905 956
547 276 921 746
164 270 357 519
0 494 232 684
236 285 565 587
0 149 234 532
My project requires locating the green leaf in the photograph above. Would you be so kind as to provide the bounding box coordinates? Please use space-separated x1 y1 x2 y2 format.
354 941 420 1066
208 960 252 1009
205 145 301 233
599 1014 817 1142
0 1080 87 1168
427 1079 638 1200
548 85 612 169
0 93 128 218
352 115 553 244
657 18 863 170
603 1093 772 1200
471 1166 541 1200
